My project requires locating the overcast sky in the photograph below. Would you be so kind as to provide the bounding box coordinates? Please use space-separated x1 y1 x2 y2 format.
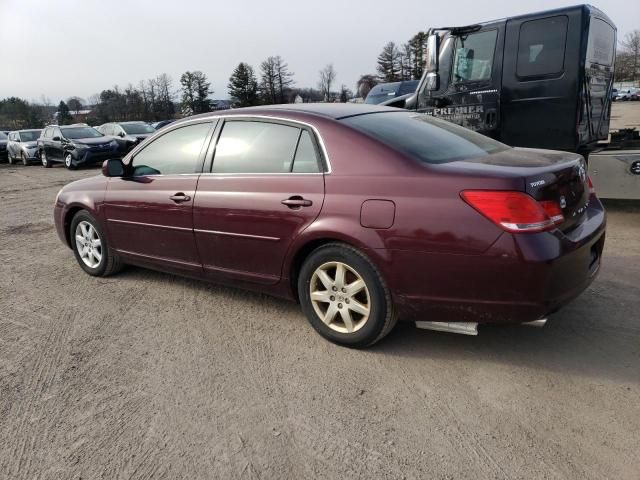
1 0 637 103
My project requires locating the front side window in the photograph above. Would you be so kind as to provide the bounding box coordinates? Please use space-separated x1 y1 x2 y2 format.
452 30 497 83
517 16 568 78
212 121 304 174
132 122 211 176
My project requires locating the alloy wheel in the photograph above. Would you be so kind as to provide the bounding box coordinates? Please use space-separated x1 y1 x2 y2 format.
41 151 47 166
21 152 28 166
74 221 102 268
65 154 73 168
309 261 371 334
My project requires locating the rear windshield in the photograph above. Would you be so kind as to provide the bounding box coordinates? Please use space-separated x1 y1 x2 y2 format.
365 83 401 104
61 127 103 139
342 112 509 164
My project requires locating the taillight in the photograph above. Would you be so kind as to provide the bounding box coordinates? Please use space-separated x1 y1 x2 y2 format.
461 191 564 233
587 176 596 197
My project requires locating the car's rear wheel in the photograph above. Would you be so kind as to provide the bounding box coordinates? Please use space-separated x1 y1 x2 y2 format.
64 153 75 170
70 211 123 277
298 243 396 347
21 152 28 166
41 151 52 168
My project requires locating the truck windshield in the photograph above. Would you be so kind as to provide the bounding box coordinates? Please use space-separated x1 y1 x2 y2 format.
342 112 509 164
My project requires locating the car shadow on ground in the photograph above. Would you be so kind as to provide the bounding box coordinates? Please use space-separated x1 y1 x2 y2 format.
111 263 640 386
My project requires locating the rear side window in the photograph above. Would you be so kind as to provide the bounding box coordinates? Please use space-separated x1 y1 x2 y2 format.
132 122 211 176
452 30 497 82
213 121 303 174
587 17 615 66
342 112 509 164
517 16 568 78
292 130 320 173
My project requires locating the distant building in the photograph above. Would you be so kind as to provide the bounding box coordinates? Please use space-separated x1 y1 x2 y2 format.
294 95 303 104
211 100 231 111
55 109 93 122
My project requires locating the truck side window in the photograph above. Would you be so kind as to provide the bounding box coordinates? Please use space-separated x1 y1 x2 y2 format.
517 16 568 78
452 30 497 83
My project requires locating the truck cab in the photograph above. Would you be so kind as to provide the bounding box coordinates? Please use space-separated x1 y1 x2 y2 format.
401 5 616 158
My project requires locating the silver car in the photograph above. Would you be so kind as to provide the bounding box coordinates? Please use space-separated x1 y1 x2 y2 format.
7 129 42 165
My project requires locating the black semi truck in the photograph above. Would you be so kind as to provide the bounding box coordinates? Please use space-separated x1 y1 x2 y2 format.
391 5 617 158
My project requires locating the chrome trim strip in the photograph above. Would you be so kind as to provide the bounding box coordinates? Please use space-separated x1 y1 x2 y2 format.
194 228 280 242
107 218 192 232
123 114 333 174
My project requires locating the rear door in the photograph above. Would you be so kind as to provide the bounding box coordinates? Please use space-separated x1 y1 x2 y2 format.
50 127 64 161
501 9 582 150
104 121 215 273
193 118 326 285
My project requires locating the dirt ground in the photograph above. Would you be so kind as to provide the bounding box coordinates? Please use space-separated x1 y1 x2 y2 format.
610 100 640 130
0 162 638 480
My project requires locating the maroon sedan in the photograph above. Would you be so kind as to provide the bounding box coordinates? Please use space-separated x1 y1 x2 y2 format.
53 104 605 347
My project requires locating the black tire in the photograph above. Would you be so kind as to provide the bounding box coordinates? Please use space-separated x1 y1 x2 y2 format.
64 153 76 170
21 152 28 166
298 243 396 347
41 150 52 168
70 210 124 277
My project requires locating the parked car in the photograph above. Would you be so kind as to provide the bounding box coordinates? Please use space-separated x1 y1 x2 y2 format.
6 129 42 165
616 88 639 101
151 119 176 130
38 125 119 169
96 121 156 152
53 104 605 347
0 131 7 160
364 80 419 105
611 88 618 101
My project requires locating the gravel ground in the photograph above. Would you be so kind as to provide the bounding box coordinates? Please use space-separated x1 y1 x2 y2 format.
0 163 639 480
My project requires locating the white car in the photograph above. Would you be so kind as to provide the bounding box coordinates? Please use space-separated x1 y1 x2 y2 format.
616 88 639 101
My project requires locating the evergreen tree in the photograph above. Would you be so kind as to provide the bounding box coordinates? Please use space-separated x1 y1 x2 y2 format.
228 62 259 107
377 42 401 82
57 100 73 125
181 70 212 115
409 32 428 79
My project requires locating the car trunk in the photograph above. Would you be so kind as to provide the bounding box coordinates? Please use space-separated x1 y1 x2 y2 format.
441 147 591 232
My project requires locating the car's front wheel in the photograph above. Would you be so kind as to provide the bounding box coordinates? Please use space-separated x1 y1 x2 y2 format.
21 152 29 166
70 211 123 277
298 243 396 347
64 153 75 170
41 150 52 168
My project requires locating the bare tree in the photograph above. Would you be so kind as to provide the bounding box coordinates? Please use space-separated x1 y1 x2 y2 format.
356 74 379 98
66 96 85 114
318 64 336 102
620 30 640 81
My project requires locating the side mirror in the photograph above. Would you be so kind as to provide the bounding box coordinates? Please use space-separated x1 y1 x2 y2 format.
102 158 125 177
15 138 21 143
52 136 61 141
426 72 440 91
118 131 125 138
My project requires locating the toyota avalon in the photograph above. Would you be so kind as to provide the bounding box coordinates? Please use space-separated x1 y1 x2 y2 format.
53 104 606 347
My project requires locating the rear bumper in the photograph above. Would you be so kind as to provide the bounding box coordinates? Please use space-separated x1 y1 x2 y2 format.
384 199 606 324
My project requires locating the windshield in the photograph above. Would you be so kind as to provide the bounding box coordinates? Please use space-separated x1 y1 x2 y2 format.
122 123 155 134
365 83 401 104
61 127 103 139
0 132 7 140
342 112 509 164
19 130 41 142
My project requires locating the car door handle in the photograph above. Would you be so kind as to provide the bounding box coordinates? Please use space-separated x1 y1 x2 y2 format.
169 192 191 203
281 196 313 208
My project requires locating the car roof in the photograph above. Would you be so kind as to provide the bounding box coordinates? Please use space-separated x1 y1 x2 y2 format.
188 103 400 123
117 121 148 124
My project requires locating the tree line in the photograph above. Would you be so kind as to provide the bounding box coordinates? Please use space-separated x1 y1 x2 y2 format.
227 56 346 107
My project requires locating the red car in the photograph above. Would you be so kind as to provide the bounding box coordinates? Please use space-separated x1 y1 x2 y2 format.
53 104 605 347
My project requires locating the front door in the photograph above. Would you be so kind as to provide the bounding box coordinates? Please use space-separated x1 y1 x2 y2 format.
104 121 215 273
193 119 325 284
